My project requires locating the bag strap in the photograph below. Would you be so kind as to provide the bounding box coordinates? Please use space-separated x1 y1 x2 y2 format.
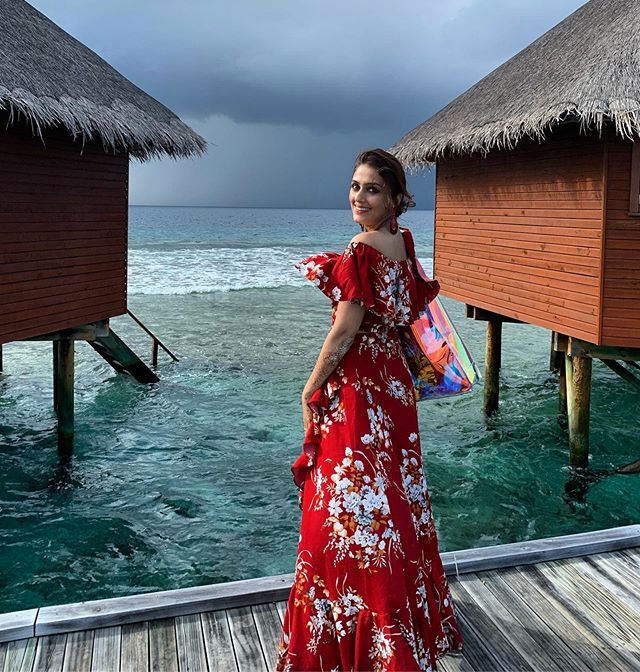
401 227 440 302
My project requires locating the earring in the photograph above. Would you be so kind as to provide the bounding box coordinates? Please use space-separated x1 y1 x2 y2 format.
389 215 398 235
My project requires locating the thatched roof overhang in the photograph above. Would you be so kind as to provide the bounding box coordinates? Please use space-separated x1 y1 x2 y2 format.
391 0 639 168
0 0 206 160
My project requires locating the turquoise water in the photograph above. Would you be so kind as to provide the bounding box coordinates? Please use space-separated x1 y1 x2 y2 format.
0 207 638 614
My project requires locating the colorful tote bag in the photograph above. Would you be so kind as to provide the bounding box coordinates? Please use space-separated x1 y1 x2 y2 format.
401 254 480 401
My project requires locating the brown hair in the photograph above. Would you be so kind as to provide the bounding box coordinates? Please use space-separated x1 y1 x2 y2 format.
353 148 415 217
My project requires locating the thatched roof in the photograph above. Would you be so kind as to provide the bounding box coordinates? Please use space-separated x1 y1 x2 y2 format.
0 0 206 160
392 0 639 167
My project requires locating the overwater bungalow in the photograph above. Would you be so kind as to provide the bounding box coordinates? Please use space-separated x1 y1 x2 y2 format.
392 0 640 468
0 0 205 456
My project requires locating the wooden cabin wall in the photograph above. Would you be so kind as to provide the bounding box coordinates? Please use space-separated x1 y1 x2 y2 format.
0 124 128 345
434 129 605 343
601 135 640 348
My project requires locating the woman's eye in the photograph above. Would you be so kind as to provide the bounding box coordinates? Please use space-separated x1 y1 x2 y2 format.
367 187 379 194
351 183 359 191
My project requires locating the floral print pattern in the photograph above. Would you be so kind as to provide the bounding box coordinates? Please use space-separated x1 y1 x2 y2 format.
279 230 463 671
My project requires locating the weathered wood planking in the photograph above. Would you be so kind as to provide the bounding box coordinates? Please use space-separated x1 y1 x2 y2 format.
91 626 121 672
36 574 293 636
3 637 37 672
62 630 94 672
449 581 534 671
32 634 67 672
28 524 639 638
148 618 178 672
201 611 236 672
226 606 267 672
458 572 578 671
0 609 38 644
175 614 208 672
251 602 282 670
483 566 630 671
120 621 149 672
523 563 640 669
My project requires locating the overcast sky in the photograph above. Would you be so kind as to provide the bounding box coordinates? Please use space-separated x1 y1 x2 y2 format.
30 0 586 209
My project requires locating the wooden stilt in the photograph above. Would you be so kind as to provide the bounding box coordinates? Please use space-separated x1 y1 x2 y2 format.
54 338 74 461
483 319 502 415
0 343 3 373
53 341 59 415
565 354 592 469
558 355 568 418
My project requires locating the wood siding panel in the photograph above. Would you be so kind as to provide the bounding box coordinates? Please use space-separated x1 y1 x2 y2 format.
0 123 128 344
602 136 640 347
434 128 605 342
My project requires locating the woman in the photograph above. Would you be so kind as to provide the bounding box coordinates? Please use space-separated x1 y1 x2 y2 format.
276 149 463 671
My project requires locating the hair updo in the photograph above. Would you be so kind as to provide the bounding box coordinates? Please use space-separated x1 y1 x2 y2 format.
353 148 416 217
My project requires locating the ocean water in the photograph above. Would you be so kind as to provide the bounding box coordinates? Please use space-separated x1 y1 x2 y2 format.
0 206 638 614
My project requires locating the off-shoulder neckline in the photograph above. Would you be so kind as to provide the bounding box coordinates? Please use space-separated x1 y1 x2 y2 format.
349 240 410 264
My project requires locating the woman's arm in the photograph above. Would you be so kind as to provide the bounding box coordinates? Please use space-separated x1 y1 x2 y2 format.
301 300 365 428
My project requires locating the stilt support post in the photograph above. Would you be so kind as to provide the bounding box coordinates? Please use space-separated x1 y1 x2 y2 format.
54 338 74 461
484 319 502 415
565 354 591 469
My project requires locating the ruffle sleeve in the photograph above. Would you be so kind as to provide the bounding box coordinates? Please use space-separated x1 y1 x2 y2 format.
295 243 376 309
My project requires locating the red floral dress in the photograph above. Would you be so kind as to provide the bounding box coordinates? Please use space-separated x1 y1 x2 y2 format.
276 228 463 671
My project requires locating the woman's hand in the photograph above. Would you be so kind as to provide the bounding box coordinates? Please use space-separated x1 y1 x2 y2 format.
301 391 313 431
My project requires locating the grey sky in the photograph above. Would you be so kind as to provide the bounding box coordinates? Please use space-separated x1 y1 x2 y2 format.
29 0 586 208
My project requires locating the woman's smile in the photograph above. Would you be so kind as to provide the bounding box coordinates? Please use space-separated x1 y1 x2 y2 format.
350 163 390 228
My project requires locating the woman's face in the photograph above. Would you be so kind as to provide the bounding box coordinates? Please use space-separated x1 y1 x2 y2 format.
350 163 393 228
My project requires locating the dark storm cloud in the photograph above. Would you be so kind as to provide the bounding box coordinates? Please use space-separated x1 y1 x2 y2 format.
29 0 586 134
26 0 587 207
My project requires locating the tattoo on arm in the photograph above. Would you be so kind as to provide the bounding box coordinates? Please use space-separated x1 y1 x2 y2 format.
304 333 355 396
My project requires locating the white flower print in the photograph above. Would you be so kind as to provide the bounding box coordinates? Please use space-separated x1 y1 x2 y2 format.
324 448 402 568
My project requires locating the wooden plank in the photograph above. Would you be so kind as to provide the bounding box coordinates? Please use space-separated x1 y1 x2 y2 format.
485 565 628 671
0 609 37 643
437 258 598 301
438 524 640 576
32 634 67 672
0 243 126 265
437 652 475 672
9 527 631 638
449 581 533 671
62 630 94 672
475 569 590 671
0 643 6 671
0 303 125 345
585 553 640 602
437 239 601 274
0 298 125 337
534 561 640 664
439 213 603 229
457 573 567 670
201 610 237 672
251 603 282 670
121 622 149 672
439 272 599 324
437 229 602 254
227 606 267 672
438 604 500 672
36 574 294 635
3 637 37 672
2 281 125 315
436 250 600 286
274 602 287 625
175 614 207 672
91 626 121 672
149 619 178 672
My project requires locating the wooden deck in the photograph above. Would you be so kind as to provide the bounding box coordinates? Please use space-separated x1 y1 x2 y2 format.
1 526 639 671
